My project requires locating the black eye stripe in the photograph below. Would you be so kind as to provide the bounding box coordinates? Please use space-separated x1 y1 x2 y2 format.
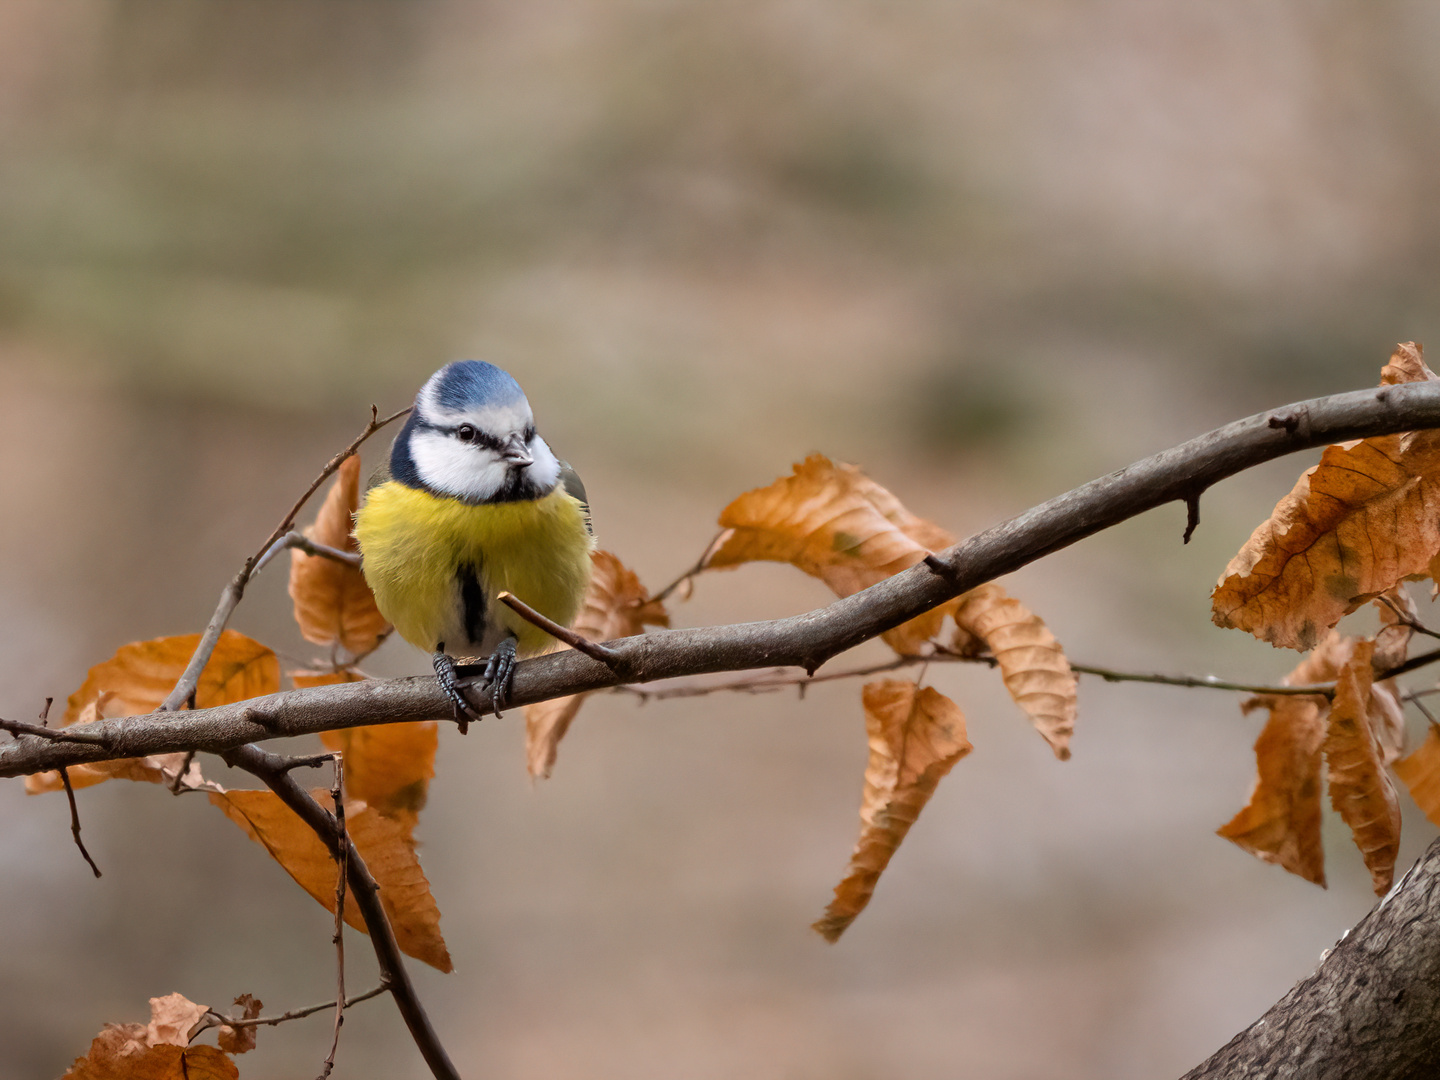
446 424 502 450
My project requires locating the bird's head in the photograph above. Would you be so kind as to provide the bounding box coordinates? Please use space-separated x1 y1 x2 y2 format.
392 361 562 503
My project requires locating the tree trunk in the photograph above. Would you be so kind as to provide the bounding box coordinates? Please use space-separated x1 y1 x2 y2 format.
1184 837 1440 1079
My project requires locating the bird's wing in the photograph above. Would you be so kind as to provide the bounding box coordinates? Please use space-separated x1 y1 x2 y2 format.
366 455 394 491
559 461 593 537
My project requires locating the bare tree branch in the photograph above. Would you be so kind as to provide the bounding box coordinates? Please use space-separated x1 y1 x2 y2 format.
223 744 460 1080
198 984 387 1033
7 382 1440 780
1182 835 1440 1080
319 753 348 1080
159 405 408 715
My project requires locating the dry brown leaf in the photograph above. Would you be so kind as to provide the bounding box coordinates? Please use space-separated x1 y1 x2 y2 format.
28 631 278 794
525 694 587 781
524 549 669 779
210 788 452 972
144 993 209 1047
321 721 437 831
951 583 1077 759
1218 694 1329 885
1216 631 1356 885
703 455 960 655
215 994 262 1055
1369 681 1407 767
1212 344 1440 650
64 995 236 1080
1381 341 1438 385
298 661 436 826
1372 587 1418 673
64 1042 237 1080
289 454 391 656
813 680 972 942
1395 726 1440 827
572 549 671 642
1325 640 1402 895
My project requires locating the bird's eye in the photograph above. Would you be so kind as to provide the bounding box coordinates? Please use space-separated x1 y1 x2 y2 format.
522 426 536 442
456 424 477 443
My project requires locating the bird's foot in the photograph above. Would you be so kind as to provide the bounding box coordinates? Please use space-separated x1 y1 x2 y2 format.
433 647 483 733
484 637 519 718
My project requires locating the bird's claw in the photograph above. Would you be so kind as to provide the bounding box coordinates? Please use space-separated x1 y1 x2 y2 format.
433 648 482 734
483 638 519 718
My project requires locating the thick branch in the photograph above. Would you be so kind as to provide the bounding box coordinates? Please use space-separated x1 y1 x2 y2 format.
223 744 460 1080
7 381 1440 779
1182 835 1440 1080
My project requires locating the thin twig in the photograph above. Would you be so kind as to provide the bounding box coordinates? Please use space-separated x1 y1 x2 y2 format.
1376 593 1440 642
41 698 102 879
58 766 102 878
1068 662 1333 697
278 752 340 774
255 531 364 575
159 405 408 716
223 744 459 1080
1410 693 1440 729
611 652 1326 703
498 591 622 668
0 717 109 745
200 985 388 1032
1379 647 1440 681
650 537 723 604
319 754 348 1080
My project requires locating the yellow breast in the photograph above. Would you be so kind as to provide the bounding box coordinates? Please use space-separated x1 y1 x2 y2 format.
354 481 594 658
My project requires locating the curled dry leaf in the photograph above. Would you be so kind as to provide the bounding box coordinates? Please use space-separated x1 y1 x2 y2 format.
703 455 961 655
210 788 452 972
1325 640 1402 896
1395 726 1440 828
216 994 262 1055
1212 343 1440 650
28 631 278 795
1217 631 1355 886
524 549 669 778
64 994 237 1080
1372 586 1418 672
289 454 390 657
813 680 972 942
1381 340 1437 385
145 992 210 1047
951 583 1076 759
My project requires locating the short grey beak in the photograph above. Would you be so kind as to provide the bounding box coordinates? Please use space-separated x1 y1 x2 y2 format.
500 433 533 467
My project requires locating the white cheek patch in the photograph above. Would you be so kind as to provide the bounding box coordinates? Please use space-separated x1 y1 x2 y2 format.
410 430 510 501
527 436 561 490
410 429 564 502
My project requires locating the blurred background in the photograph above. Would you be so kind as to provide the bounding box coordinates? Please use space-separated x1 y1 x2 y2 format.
4 2 1440 1077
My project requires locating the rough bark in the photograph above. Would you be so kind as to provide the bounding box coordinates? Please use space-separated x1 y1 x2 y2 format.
1182 837 1440 1080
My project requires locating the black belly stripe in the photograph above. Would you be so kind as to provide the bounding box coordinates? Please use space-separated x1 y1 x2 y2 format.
457 561 487 646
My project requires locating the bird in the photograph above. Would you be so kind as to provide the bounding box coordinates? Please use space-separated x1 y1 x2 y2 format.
354 360 594 729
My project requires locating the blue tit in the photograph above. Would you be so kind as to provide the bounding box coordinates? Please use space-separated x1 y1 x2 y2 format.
354 360 594 728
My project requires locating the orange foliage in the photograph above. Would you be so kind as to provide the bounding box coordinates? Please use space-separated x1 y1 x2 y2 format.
524 549 669 778
814 680 972 942
1212 344 1440 650
28 631 278 794
210 787 452 972
288 454 390 657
